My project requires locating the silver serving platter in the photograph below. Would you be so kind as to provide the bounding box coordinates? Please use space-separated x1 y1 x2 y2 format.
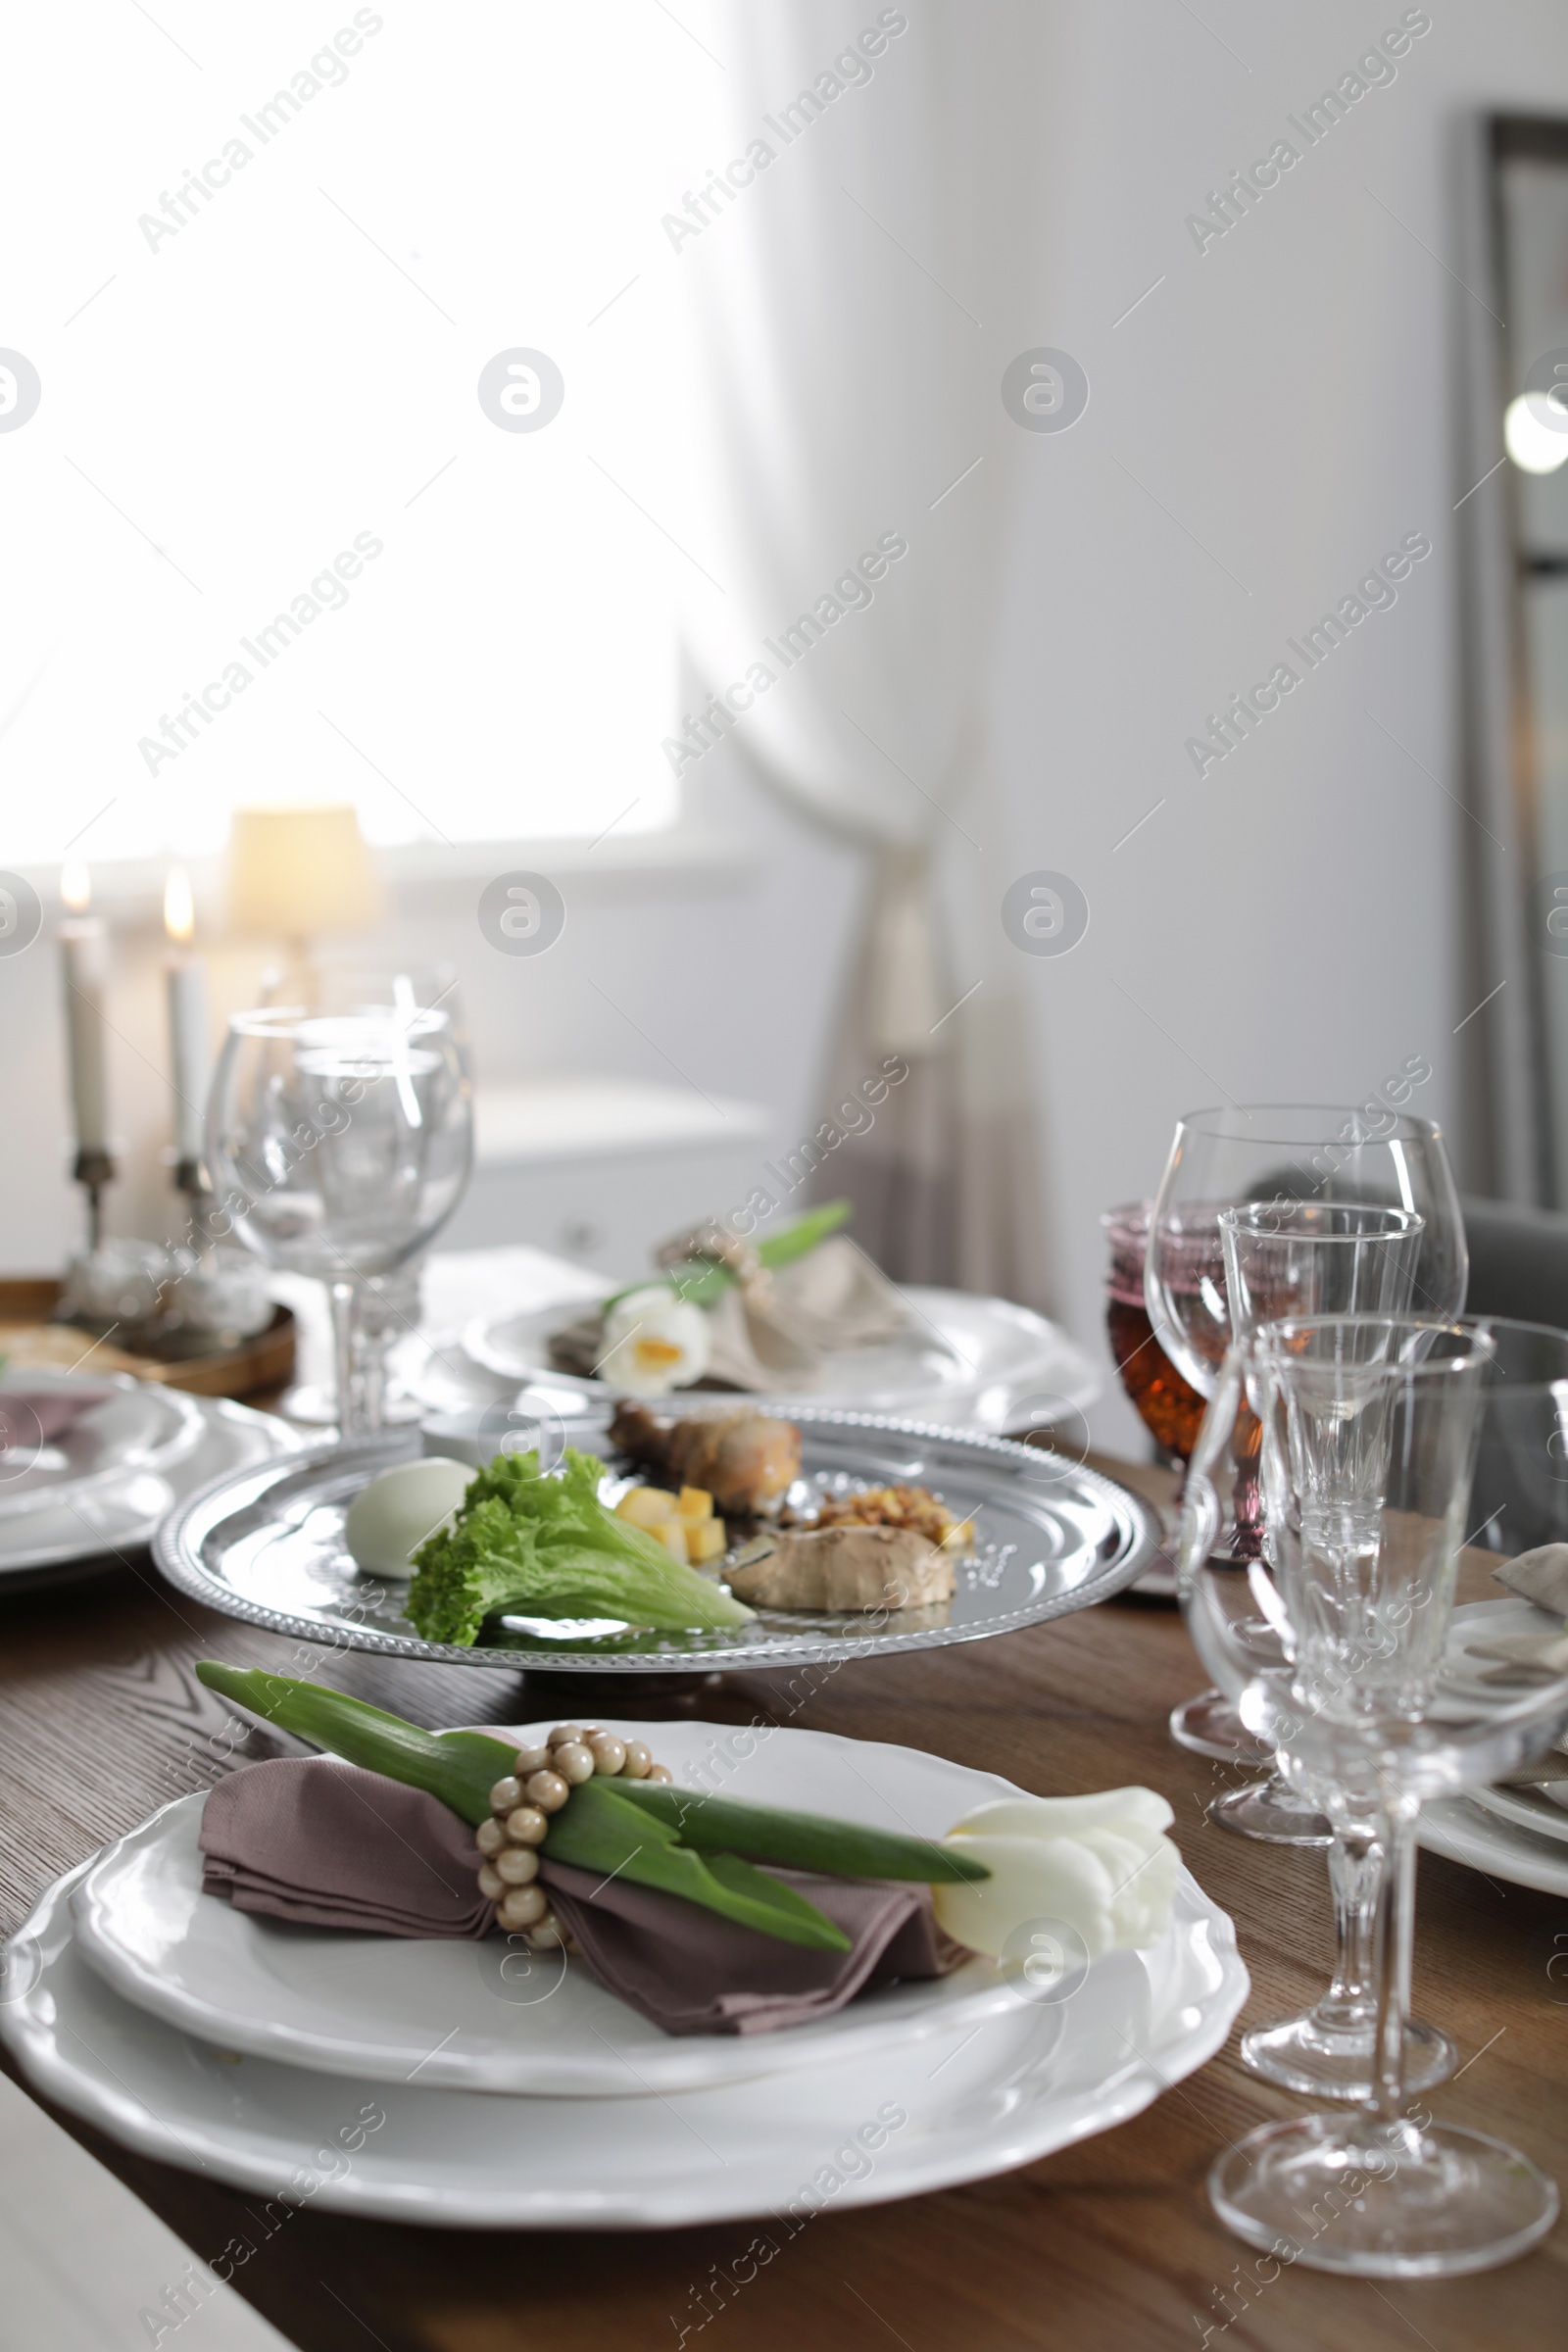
152 1412 1159 1674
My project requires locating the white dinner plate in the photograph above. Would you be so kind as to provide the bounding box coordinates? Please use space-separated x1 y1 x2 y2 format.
76 1725 1067 2097
1468 1779 1568 1845
1420 1794 1568 1897
0 1394 304 1582
4 1856 1246 2230
462 1286 1101 1437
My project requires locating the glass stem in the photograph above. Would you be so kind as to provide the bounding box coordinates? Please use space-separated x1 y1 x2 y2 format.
328 1277 377 1442
1368 1796 1420 2129
1313 1828 1380 2031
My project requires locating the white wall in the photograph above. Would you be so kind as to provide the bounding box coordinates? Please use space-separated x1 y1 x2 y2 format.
983 0 1568 1449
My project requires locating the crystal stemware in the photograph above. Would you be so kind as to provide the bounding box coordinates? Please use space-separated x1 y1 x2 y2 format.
1217 1203 1455 2099
1186 1316 1568 2277
206 994 472 1441
1148 1106 1466 1787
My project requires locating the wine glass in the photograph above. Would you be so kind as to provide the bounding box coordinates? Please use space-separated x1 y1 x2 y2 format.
1184 1316 1568 2277
1148 1107 1466 1776
206 994 472 1440
1103 1203 1209 1463
270 968 470 1429
1241 1312 1568 2102
1217 1202 1458 2100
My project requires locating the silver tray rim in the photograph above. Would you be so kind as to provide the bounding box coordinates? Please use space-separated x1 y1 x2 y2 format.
151 1410 1161 1673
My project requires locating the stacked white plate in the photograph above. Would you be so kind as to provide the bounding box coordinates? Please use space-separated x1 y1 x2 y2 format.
1 1723 1248 2228
0 1368 302 1592
1422 1598 1568 1895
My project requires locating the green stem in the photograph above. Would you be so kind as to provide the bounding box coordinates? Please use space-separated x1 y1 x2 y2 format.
604 1200 853 1313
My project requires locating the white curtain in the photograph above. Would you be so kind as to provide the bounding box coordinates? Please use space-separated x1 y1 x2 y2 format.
674 0 1059 1305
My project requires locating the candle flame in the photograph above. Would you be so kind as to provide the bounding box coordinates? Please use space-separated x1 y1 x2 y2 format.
164 865 195 945
60 859 90 913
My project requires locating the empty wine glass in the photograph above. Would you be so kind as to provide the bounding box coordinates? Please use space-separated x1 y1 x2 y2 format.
1185 1316 1568 2277
1218 1204 1456 2101
1148 1107 1466 1778
1242 1311 1568 2102
206 997 472 1440
268 968 470 1429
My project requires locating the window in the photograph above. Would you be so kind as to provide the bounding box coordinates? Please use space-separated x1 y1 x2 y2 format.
0 2 722 863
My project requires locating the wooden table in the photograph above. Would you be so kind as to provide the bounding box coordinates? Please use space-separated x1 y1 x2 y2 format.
3 1454 1566 2352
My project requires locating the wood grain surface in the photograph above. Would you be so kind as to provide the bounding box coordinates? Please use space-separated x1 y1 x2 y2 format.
2 1469 1565 2352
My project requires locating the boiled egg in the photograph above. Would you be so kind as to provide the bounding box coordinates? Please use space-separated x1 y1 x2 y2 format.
598 1284 710 1396
343 1456 473 1578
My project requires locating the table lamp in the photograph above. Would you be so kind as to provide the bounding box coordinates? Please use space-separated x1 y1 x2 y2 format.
225 804 384 1004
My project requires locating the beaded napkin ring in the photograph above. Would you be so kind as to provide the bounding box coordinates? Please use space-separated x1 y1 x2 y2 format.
473 1723 674 1944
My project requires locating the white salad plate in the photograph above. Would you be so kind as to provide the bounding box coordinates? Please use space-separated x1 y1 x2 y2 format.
462 1285 1101 1438
5 1745 1247 2228
75 1725 1077 2097
0 1386 303 1584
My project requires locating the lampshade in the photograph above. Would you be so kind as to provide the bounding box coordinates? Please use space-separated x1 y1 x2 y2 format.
225 805 384 939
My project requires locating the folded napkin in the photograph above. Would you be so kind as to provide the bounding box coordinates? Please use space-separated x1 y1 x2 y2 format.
0 1387 115 1449
549 1234 913 1394
1494 1544 1568 1617
201 1761 493 1936
541 1858 946 2035
199 1758 950 2036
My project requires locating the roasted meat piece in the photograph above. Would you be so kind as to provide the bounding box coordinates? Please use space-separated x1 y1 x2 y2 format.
727 1525 955 1613
609 1403 801 1516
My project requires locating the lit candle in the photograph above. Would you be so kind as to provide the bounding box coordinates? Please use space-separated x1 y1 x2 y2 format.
58 859 110 1159
164 866 210 1175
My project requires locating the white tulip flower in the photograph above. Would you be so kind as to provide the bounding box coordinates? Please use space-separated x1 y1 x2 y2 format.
933 1788 1180 1962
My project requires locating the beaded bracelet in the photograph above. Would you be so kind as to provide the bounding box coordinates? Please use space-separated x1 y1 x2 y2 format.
473 1722 673 1945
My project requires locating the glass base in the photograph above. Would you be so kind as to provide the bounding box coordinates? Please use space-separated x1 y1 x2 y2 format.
1209 1775 1331 1846
1168 1690 1272 1766
1241 2013 1457 2102
1210 2116 1558 2277
278 1382 424 1430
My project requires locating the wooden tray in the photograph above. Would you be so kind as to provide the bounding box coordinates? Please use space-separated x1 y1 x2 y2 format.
0 1280 294 1400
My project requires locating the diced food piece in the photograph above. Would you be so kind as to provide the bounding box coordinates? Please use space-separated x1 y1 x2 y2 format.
615 1485 677 1530
657 1518 690 1564
727 1525 955 1613
675 1486 714 1522
688 1518 728 1565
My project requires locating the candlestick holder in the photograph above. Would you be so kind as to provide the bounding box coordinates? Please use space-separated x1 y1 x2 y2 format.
72 1147 117 1254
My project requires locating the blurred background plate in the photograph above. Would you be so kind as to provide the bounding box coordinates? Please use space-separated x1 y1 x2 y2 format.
0 1395 304 1583
153 1412 1158 1673
0 1370 205 1524
461 1287 1101 1437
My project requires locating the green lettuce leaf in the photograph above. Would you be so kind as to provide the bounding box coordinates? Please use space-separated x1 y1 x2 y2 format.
404 1446 755 1646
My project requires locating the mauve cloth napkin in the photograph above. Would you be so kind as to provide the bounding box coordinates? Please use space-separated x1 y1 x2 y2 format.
200 1758 948 2036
